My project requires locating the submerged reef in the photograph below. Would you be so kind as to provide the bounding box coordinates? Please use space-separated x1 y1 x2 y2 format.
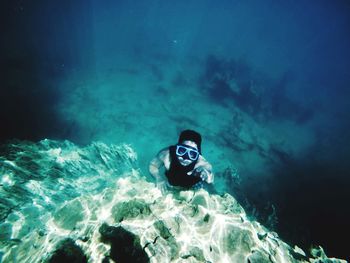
0 140 346 262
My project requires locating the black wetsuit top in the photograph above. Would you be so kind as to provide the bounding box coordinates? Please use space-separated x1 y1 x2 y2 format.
165 145 202 188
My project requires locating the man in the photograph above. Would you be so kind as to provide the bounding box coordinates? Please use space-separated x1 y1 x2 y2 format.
149 129 214 193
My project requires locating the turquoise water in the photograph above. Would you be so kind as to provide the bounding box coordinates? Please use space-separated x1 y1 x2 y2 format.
1 0 350 260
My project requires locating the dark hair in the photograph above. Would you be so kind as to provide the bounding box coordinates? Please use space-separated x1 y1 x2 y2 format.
178 130 202 153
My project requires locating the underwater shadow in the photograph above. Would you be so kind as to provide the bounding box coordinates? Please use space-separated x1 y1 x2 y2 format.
198 55 314 124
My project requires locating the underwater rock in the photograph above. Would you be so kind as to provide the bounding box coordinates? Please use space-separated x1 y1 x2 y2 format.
0 139 347 262
47 238 87 263
112 199 151 223
182 246 206 261
53 199 85 230
153 220 179 259
99 223 149 263
223 226 255 257
0 223 12 240
247 249 271 263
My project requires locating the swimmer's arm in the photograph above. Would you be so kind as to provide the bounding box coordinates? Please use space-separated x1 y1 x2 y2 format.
195 156 214 184
149 148 170 183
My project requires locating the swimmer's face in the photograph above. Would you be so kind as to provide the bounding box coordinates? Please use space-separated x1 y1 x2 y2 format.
177 140 199 166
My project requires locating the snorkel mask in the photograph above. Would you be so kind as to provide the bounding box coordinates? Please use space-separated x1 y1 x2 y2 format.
176 144 199 161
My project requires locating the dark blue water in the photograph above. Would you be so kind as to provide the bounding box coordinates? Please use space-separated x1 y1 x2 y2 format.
1 0 349 259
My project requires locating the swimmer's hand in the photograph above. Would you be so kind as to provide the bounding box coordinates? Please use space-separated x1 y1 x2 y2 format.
187 167 210 182
156 181 168 195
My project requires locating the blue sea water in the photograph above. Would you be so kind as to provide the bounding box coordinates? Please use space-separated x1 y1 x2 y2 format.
1 0 350 260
